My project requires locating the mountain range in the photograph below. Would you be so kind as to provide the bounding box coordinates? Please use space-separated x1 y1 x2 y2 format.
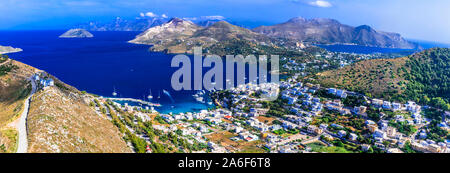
76 17 168 31
253 17 418 49
128 18 283 55
124 17 420 53
76 16 227 31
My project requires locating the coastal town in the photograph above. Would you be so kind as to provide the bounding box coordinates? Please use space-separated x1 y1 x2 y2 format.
5 36 448 154
72 50 450 153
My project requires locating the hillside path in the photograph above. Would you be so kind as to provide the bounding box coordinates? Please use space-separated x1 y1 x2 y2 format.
16 76 37 153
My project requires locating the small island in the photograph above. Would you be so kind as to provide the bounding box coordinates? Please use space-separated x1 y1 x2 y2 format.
0 45 23 54
59 28 94 38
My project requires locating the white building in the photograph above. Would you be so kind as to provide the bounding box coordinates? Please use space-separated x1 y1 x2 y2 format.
349 133 358 141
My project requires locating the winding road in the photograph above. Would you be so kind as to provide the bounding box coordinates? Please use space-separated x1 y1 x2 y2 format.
16 76 37 153
0 59 10 66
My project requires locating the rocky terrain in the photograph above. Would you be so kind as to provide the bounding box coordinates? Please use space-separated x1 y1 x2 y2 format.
129 17 202 53
0 58 35 153
0 56 131 153
27 80 132 153
59 29 94 38
129 18 289 55
311 48 449 107
253 17 418 49
313 56 409 97
0 46 22 54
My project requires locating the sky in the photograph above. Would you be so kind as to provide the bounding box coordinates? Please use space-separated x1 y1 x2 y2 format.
1 0 450 43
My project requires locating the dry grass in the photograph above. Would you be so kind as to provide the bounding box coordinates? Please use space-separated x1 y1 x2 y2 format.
27 86 132 153
0 60 131 153
314 57 409 98
256 116 276 125
206 131 238 145
206 131 266 153
0 61 34 126
237 141 266 153
0 60 35 152
0 128 18 153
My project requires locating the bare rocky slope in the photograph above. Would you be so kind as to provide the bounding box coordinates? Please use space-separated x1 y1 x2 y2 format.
27 82 131 153
59 29 94 38
0 56 131 153
0 57 35 153
129 18 287 55
311 48 450 109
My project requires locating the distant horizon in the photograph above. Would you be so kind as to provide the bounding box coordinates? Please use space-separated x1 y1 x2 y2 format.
1 0 450 43
2 15 450 46
1 31 450 47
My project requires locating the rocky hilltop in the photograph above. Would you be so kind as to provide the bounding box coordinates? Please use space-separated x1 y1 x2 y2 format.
253 17 418 49
0 46 22 54
129 18 285 55
129 18 202 46
192 21 272 43
312 48 449 108
0 57 131 153
59 29 94 38
27 81 131 153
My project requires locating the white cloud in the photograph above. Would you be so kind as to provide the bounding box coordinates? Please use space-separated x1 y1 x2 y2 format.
308 0 332 8
140 12 158 18
145 12 158 17
161 14 168 18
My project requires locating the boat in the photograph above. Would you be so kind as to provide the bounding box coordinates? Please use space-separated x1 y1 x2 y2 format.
195 97 205 103
157 90 161 99
147 89 153 100
112 86 117 96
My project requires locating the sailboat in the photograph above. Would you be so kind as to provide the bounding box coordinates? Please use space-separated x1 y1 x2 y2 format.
147 89 153 100
157 90 161 99
112 86 117 97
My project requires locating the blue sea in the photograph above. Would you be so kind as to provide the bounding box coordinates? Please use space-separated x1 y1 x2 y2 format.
4 31 443 114
316 40 450 55
0 30 214 114
316 44 416 54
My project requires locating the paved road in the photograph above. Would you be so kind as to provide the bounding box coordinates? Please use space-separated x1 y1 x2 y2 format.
16 76 36 153
0 59 10 66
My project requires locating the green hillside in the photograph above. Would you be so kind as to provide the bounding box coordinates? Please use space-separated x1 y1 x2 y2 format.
312 48 450 110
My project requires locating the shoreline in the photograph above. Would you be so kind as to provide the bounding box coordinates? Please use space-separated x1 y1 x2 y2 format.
0 46 23 54
106 97 162 107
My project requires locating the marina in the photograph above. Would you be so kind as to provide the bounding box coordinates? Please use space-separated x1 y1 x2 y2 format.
108 97 161 107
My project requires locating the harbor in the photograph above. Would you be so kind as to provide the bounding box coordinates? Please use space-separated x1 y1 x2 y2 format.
108 97 162 107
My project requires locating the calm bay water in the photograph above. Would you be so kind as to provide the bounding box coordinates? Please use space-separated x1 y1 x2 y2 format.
316 44 415 54
317 40 450 54
0 30 213 114
4 31 436 113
